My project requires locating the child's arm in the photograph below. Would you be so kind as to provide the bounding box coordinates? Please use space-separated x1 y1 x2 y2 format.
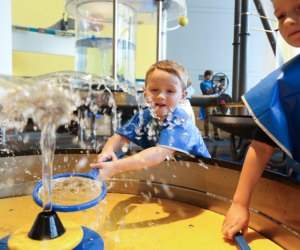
97 134 130 162
91 146 175 179
222 140 274 239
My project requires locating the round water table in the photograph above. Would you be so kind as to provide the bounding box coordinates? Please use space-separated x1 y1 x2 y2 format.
0 149 299 249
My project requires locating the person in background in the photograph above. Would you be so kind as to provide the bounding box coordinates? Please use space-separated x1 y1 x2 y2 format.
90 59 210 179
222 0 300 240
200 70 223 141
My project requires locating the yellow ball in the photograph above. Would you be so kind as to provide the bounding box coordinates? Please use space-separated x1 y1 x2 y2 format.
178 16 189 26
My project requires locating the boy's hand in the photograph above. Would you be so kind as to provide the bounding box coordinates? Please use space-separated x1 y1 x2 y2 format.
96 151 117 163
90 161 116 180
90 151 119 180
221 202 249 240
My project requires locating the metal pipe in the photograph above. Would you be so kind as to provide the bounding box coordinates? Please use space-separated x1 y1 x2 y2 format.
160 9 168 60
238 0 250 115
156 0 163 62
112 0 118 90
232 0 241 106
253 0 276 55
111 0 119 134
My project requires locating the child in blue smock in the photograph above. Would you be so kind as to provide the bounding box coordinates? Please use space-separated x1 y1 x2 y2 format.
222 0 300 240
90 60 210 179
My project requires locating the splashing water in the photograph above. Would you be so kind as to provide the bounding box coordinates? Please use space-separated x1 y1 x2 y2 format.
37 176 102 206
0 72 117 211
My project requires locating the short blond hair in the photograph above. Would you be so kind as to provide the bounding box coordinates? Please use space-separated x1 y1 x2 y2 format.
145 60 189 90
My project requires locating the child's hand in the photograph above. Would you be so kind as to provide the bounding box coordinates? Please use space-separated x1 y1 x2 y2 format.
90 161 116 180
96 151 118 163
90 151 119 180
221 202 249 240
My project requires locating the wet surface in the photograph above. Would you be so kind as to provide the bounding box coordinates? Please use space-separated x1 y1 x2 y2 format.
0 194 282 250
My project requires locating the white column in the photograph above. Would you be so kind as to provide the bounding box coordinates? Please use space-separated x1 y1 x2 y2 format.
0 0 12 75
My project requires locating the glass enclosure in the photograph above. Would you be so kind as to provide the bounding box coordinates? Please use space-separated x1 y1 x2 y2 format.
67 0 137 87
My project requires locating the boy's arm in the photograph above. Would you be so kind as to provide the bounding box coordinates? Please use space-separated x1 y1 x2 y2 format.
222 140 274 239
91 146 175 179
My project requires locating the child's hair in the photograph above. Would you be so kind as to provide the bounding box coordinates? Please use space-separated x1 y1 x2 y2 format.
204 70 213 77
145 59 189 90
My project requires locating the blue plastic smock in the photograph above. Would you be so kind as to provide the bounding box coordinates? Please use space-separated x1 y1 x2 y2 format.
116 107 210 158
242 54 300 163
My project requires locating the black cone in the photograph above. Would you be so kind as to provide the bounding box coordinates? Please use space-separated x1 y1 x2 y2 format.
28 211 65 240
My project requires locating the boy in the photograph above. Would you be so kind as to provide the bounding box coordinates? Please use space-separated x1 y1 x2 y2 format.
200 70 223 140
222 0 300 240
90 60 210 179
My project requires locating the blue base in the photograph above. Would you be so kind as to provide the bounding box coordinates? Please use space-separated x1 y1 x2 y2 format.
0 226 103 250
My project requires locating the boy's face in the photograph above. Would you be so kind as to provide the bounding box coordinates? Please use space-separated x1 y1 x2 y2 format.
204 74 212 81
273 0 300 47
144 69 187 119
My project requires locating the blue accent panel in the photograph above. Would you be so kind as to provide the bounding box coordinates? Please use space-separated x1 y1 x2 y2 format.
74 227 104 250
0 227 104 250
0 235 9 250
